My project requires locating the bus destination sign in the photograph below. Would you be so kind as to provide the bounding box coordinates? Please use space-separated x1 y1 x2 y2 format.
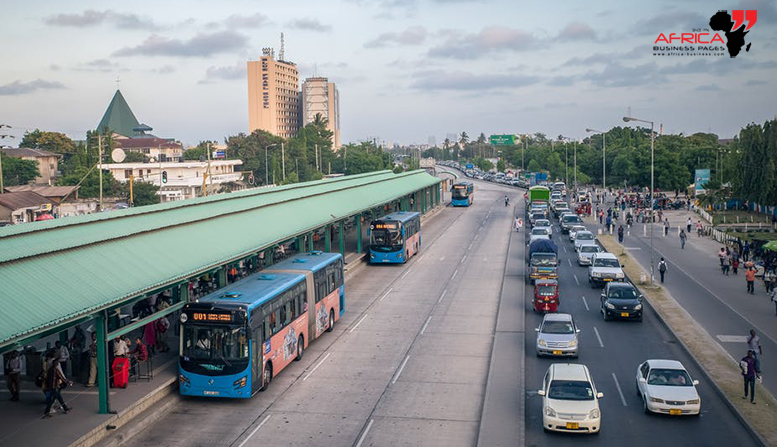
192 312 233 323
373 223 398 230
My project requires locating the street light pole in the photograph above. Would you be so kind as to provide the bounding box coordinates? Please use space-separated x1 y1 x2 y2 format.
585 128 607 195
265 143 278 185
623 116 655 286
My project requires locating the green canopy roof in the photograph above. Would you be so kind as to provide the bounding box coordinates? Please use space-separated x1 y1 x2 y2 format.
97 90 140 137
0 170 441 347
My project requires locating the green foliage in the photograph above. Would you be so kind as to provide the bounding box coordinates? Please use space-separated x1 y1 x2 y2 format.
473 157 493 171
527 159 542 172
123 152 144 162
1 154 39 186
393 165 404 174
335 142 391 175
20 129 76 154
183 142 211 161
496 159 506 172
127 180 160 206
57 166 121 198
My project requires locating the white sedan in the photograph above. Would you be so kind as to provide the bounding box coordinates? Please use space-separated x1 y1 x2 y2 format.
636 359 701 416
569 225 587 242
534 219 553 237
573 231 595 251
529 227 551 245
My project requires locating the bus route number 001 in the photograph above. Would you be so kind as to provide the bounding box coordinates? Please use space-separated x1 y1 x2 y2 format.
192 312 232 322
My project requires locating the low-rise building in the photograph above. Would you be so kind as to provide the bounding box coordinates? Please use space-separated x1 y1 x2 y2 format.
0 147 60 185
0 191 54 224
115 137 184 161
103 159 244 202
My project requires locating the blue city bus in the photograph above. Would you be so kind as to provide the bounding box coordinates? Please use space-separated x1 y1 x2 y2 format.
368 211 421 264
179 252 344 398
451 181 474 207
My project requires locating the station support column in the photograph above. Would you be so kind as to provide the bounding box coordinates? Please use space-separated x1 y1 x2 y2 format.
308 232 314 252
297 235 305 253
95 311 110 414
325 225 331 252
217 267 227 289
338 221 345 256
355 215 362 253
265 247 274 266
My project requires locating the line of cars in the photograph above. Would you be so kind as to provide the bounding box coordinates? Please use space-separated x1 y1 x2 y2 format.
527 190 702 435
436 161 529 187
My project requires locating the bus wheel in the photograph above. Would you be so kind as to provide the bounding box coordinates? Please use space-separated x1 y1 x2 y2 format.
260 363 272 392
295 335 304 361
326 309 335 332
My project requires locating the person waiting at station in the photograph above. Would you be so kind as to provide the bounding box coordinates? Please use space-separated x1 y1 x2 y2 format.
128 337 148 376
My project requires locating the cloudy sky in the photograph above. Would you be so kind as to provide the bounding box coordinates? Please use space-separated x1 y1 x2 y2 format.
1 0 776 146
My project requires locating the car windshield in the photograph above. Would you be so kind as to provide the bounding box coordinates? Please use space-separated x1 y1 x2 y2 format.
532 228 548 235
594 258 620 268
564 216 583 224
536 221 550 227
371 222 403 250
452 187 469 199
537 285 556 296
577 233 594 240
608 287 638 299
532 213 545 219
647 368 693 387
548 380 595 401
542 321 574 334
182 324 249 363
532 254 557 266
580 246 599 253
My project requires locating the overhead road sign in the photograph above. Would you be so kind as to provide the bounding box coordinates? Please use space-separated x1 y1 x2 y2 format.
489 135 516 146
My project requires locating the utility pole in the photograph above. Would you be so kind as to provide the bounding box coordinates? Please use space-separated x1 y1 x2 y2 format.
315 144 319 170
98 135 103 211
281 142 286 181
0 124 15 194
206 142 212 196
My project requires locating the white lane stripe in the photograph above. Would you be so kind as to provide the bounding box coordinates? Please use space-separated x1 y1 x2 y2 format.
581 295 590 311
468 242 474 250
303 352 331 381
573 274 580 286
420 316 432 335
612 373 628 407
379 287 393 301
593 326 604 348
461 255 467 263
474 234 479 240
438 288 448 303
355 419 374 447
392 355 410 384
350 314 368 333
236 414 272 447
401 268 412 279
568 259 572 266
563 246 568 253
452 269 458 279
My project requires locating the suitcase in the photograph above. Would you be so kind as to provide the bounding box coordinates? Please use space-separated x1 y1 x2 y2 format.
112 357 129 388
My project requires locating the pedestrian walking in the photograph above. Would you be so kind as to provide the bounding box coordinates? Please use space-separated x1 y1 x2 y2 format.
42 351 72 418
143 322 157 356
747 329 762 362
55 341 69 376
680 230 687 249
696 221 703 237
770 288 777 315
740 350 760 404
514 217 522 232
723 253 731 275
5 350 21 401
663 218 670 236
764 269 776 293
687 217 692 233
87 332 97 387
605 215 612 233
732 257 739 275
155 315 170 353
598 210 604 225
659 258 667 283
743 241 751 262
69 324 86 383
618 225 624 243
746 267 756 294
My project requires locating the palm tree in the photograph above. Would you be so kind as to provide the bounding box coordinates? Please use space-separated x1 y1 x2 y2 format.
477 133 487 144
459 131 469 146
312 113 329 128
443 138 451 149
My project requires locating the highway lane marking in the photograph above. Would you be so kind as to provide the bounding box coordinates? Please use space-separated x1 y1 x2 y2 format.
563 246 568 253
623 247 642 250
612 373 628 407
581 295 590 311
452 269 459 279
568 259 573 266
350 314 369 333
461 255 467 263
473 234 479 240
379 288 393 302
573 274 580 286
355 419 374 447
593 326 604 348
438 288 448 303
303 352 331 381
420 316 432 335
236 414 272 447
468 242 474 250
717 335 748 343
401 268 412 279
392 355 410 384
478 226 483 232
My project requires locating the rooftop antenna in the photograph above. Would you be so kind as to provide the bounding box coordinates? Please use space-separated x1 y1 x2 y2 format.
115 75 121 90
279 32 285 61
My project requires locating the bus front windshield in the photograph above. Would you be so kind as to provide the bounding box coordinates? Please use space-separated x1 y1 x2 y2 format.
371 222 403 251
452 187 469 199
182 324 249 364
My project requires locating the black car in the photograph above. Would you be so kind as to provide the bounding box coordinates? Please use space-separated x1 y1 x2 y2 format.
560 214 583 233
600 282 643 322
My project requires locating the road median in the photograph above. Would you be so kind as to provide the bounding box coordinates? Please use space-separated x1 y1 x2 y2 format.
599 234 775 446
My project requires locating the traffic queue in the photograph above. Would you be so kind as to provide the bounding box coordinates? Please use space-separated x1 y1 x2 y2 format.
525 183 702 435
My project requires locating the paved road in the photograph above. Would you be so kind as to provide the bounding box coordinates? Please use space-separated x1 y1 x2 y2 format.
117 180 756 447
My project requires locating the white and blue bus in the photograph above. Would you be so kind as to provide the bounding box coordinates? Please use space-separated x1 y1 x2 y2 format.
179 251 344 398
451 181 474 207
368 211 421 264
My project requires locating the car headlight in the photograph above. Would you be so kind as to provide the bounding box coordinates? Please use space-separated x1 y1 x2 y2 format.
649 397 665 403
398 253 403 259
179 374 191 386
589 408 600 419
634 304 642 311
605 302 615 309
592 272 601 278
686 399 700 405
568 339 577 347
370 253 375 259
538 339 547 346
544 406 557 417
616 273 624 279
233 376 247 389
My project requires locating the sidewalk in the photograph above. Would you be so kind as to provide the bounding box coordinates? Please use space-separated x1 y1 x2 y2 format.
599 208 777 400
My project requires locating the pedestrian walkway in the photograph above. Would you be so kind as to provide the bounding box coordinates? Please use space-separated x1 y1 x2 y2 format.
601 208 777 401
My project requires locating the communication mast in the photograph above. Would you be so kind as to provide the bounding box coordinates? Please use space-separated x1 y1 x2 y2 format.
279 32 285 61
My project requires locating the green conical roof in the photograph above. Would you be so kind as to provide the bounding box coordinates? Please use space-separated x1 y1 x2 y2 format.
97 90 140 137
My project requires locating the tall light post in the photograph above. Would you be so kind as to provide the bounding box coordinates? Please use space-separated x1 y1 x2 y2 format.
265 143 278 185
623 115 655 286
585 128 606 195
0 125 16 194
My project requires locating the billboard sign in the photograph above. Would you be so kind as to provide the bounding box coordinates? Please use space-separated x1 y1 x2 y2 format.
489 134 516 145
695 169 710 194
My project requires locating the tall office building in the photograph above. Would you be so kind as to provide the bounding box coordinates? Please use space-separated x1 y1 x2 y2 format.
247 48 300 138
300 77 341 149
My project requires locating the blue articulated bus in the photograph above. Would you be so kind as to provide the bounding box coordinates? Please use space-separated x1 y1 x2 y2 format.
179 252 344 398
451 181 474 207
368 211 421 264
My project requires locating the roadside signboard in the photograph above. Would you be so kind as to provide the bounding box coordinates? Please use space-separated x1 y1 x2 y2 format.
466 163 474 169
489 134 516 146
695 169 710 194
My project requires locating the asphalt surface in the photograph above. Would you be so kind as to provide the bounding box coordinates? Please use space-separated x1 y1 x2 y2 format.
115 179 756 447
